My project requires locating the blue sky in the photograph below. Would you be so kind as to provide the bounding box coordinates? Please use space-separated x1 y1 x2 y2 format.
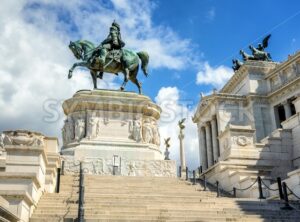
144 0 300 99
1 0 300 168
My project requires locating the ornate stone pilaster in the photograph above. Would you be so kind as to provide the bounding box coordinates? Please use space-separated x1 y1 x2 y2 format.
211 117 219 164
199 126 208 170
205 122 213 168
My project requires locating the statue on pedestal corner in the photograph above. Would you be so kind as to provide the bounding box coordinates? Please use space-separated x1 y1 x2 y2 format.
164 137 171 160
240 34 272 61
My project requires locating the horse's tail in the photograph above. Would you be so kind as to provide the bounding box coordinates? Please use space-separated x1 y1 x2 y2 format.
137 51 149 77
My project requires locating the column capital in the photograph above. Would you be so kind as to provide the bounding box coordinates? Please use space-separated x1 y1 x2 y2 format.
204 121 211 127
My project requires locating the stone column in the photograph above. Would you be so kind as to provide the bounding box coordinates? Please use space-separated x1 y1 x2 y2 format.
273 106 281 129
199 126 208 170
293 96 300 113
211 118 219 164
283 101 292 119
205 122 213 168
178 132 186 171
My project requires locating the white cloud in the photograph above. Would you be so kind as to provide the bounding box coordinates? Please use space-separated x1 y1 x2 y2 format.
196 62 233 89
0 0 198 142
155 87 199 170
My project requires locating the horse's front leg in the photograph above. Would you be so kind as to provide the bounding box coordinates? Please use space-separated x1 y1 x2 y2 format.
68 62 88 79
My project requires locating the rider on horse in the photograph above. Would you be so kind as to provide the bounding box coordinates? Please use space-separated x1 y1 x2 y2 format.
90 21 125 78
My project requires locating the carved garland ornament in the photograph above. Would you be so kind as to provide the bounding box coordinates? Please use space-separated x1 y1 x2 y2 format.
233 136 251 146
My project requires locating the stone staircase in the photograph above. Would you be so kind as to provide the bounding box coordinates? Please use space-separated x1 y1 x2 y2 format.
30 175 300 222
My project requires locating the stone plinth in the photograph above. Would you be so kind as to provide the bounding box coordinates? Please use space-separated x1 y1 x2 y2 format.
61 89 176 177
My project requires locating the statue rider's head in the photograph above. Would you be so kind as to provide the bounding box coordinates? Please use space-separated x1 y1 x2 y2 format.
112 20 120 32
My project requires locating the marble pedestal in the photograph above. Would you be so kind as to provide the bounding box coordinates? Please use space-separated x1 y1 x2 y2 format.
61 89 176 177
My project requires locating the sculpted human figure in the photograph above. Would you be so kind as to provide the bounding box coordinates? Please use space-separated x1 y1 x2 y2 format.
75 118 85 141
87 116 98 139
62 117 74 145
129 119 142 142
151 119 160 146
142 118 153 143
96 120 101 138
240 34 272 62
164 137 171 160
89 21 125 78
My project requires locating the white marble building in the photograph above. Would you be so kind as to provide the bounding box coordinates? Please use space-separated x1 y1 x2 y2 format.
0 130 60 221
193 51 300 198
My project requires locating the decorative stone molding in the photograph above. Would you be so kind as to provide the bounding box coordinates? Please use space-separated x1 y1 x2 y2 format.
268 78 300 103
62 157 176 177
1 130 44 147
266 50 300 79
233 136 252 146
221 61 277 94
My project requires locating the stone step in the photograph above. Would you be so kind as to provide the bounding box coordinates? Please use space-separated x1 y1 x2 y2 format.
30 175 300 222
32 206 293 214
29 214 300 222
34 201 287 211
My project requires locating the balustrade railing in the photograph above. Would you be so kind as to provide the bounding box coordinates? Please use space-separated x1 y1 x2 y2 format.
189 165 299 210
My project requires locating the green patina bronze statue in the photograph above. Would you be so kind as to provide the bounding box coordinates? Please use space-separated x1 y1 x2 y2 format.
232 59 243 71
240 34 272 62
68 21 149 94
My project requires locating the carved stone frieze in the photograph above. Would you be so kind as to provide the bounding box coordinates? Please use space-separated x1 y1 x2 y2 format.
62 157 176 177
129 118 142 142
0 130 44 147
62 116 74 145
151 119 160 146
142 118 153 143
86 116 100 139
74 118 85 141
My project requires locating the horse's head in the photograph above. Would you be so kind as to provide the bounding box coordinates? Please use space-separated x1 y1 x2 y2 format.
69 41 82 60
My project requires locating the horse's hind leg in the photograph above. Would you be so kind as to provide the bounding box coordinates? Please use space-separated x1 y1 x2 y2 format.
129 67 142 94
132 78 142 94
91 70 97 89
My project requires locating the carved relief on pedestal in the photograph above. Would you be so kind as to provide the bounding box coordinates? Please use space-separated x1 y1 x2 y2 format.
62 117 74 145
74 118 86 141
151 119 160 146
232 136 252 146
129 118 142 142
223 138 229 150
0 133 5 149
86 116 100 139
142 118 153 143
0 130 44 147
